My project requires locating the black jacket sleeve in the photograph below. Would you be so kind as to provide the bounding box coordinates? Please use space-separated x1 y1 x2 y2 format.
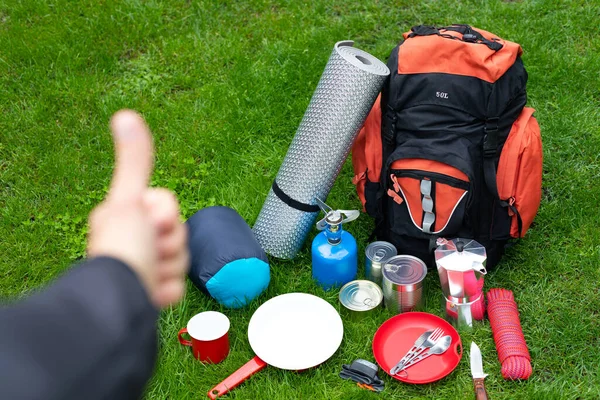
0 256 159 400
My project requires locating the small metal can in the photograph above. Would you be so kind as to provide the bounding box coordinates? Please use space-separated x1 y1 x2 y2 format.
339 280 383 319
365 241 397 285
382 255 427 314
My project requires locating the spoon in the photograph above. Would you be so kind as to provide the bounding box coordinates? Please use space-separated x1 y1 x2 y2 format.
395 335 453 374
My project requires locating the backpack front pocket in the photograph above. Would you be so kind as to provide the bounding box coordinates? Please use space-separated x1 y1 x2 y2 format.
388 159 471 236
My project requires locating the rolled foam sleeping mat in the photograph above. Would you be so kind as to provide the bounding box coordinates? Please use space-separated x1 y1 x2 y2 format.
253 41 389 259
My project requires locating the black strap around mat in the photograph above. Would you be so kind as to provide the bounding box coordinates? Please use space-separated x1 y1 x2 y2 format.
272 181 320 213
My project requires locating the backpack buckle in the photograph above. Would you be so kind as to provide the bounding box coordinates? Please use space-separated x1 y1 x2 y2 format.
485 117 499 133
463 33 478 43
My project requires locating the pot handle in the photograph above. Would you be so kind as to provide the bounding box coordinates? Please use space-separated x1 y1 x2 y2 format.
207 356 268 399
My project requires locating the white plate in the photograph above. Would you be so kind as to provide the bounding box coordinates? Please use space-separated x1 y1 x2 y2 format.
248 293 344 370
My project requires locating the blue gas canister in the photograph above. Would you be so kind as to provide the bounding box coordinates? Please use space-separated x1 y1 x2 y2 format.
311 199 359 290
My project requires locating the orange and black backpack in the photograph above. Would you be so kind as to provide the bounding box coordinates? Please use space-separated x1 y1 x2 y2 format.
352 25 542 269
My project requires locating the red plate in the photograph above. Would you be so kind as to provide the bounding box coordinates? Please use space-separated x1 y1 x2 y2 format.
373 312 463 384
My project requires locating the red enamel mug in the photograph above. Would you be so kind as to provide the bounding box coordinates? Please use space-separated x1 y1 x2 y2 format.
178 311 230 363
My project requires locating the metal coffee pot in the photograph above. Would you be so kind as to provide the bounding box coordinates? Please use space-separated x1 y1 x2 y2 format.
435 238 487 328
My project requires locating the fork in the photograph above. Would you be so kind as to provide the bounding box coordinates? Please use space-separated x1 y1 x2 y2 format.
407 328 445 362
390 327 444 375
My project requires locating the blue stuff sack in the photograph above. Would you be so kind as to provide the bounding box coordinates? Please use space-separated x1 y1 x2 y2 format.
186 206 270 308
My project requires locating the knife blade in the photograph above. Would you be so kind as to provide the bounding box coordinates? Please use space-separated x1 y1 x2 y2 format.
470 342 489 400
470 342 487 379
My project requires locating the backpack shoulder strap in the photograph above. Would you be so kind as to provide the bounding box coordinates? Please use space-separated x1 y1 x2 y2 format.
483 117 500 199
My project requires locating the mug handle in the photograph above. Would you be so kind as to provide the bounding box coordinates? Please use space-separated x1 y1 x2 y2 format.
178 328 193 346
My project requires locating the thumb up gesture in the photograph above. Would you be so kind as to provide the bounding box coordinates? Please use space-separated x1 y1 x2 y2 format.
87 110 190 308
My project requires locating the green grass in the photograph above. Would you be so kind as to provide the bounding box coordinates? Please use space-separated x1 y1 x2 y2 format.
1 0 600 399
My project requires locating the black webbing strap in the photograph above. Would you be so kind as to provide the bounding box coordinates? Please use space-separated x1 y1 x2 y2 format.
443 24 483 39
382 104 396 147
407 24 503 51
443 24 470 35
483 117 501 199
509 203 524 238
271 181 320 213
407 25 439 37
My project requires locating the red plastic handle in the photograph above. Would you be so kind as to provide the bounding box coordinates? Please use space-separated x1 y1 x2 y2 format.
178 328 193 347
207 356 268 399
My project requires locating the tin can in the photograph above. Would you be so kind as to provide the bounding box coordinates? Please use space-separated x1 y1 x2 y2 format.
365 241 397 285
339 280 383 319
382 255 427 314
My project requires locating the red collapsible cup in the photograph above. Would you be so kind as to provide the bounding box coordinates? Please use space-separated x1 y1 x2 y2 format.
178 311 230 363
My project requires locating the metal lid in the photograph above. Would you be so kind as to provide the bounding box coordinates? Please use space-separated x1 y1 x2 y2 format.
383 255 427 285
366 241 397 264
339 280 383 311
434 238 487 273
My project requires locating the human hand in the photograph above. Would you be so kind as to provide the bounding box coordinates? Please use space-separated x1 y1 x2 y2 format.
87 110 189 309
